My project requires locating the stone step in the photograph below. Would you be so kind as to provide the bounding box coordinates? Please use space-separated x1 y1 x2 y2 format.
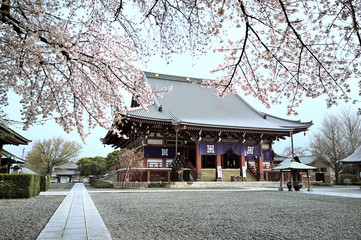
189 181 282 188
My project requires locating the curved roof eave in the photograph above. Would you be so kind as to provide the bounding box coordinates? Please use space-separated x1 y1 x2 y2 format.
125 114 310 135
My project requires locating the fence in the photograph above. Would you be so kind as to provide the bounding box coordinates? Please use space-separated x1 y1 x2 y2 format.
113 181 148 189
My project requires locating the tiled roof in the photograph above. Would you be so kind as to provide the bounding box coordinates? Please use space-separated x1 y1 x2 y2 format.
280 156 316 165
0 123 31 146
126 72 312 133
339 146 361 164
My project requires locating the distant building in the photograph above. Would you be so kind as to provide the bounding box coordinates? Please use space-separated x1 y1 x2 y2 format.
52 162 80 183
102 72 312 182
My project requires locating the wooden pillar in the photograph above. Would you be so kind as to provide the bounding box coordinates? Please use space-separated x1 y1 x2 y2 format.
147 170 150 183
240 155 246 179
196 141 202 180
279 170 283 191
257 156 264 180
307 170 311 191
216 155 222 180
167 170 171 182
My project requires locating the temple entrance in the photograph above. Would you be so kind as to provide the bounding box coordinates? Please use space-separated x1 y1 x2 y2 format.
222 151 239 169
202 155 216 168
315 173 325 182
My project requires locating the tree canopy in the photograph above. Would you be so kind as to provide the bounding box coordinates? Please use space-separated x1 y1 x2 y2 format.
77 156 107 177
1 1 360 140
26 137 82 174
77 150 121 176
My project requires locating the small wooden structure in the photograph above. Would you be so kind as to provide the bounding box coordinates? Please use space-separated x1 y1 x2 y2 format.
338 146 361 182
272 160 317 191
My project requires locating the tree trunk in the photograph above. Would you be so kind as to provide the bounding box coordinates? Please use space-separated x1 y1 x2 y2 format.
335 165 340 185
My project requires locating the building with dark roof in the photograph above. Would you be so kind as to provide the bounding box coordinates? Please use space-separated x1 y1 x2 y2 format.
0 123 31 173
102 72 313 182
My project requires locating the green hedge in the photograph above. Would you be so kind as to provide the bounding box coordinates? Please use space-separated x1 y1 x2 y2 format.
340 173 358 183
0 174 46 199
40 175 50 191
90 181 113 188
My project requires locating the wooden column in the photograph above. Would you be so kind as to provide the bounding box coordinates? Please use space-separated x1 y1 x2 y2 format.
307 170 311 191
196 141 202 180
216 155 222 180
279 170 283 191
147 170 150 183
167 171 171 182
240 155 246 179
257 156 264 180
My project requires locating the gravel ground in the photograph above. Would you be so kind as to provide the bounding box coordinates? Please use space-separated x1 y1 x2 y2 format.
0 195 64 240
91 190 361 240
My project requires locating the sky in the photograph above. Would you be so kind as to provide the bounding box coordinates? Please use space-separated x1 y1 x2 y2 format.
4 51 359 162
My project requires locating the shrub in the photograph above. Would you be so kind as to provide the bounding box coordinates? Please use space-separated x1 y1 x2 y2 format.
148 182 169 188
340 173 358 183
0 174 39 198
40 175 50 191
33 175 41 196
310 181 333 186
90 181 113 188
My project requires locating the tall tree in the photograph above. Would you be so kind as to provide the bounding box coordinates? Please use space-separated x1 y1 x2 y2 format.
106 150 122 170
282 146 309 158
310 108 361 184
26 137 82 174
120 149 144 184
77 156 107 177
1 1 360 140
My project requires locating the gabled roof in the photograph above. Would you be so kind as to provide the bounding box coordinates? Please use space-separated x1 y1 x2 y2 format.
272 160 317 171
0 123 31 146
279 155 316 165
126 71 312 134
339 146 361 164
1 149 26 163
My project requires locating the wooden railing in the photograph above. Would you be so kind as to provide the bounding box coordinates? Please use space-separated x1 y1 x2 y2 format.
247 163 258 178
146 162 171 168
186 162 197 180
263 164 280 170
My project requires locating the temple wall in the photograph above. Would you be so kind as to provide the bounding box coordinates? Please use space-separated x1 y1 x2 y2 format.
221 169 241 182
201 169 216 181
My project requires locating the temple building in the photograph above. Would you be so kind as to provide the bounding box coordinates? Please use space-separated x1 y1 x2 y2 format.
0 123 31 173
102 72 312 182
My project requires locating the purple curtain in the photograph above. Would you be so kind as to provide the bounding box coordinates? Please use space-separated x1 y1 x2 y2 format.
262 150 274 161
198 142 263 157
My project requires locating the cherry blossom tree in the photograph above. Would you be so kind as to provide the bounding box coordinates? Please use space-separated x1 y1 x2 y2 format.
130 0 360 115
1 0 360 141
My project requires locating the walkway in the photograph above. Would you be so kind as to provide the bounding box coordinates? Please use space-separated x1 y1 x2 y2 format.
37 183 112 240
302 186 361 198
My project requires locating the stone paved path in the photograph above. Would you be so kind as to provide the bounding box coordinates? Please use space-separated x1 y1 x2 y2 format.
37 183 112 240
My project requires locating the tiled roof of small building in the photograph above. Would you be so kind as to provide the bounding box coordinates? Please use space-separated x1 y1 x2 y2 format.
126 71 312 133
339 146 361 164
0 123 31 146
